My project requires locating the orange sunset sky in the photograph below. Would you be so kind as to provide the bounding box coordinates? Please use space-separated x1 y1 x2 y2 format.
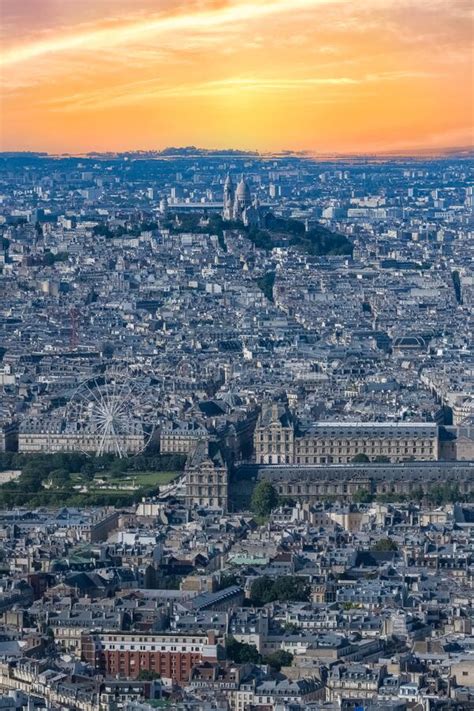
1 0 473 154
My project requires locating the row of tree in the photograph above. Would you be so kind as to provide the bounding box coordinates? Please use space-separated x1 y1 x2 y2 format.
250 477 471 518
354 483 470 505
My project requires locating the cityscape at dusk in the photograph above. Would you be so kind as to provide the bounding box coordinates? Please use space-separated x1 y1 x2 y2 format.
0 1 473 710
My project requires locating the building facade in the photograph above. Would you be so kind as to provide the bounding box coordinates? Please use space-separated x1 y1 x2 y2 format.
185 441 228 510
81 631 220 683
18 418 144 455
159 420 208 455
222 174 263 227
249 461 474 502
254 405 439 464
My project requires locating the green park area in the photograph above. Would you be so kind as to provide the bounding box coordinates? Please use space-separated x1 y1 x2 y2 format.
0 451 186 508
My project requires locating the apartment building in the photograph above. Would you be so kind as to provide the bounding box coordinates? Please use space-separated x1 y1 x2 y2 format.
81 631 220 683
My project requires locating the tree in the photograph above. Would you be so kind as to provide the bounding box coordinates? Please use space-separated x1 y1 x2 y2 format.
249 576 310 606
272 576 310 603
353 488 374 504
256 271 276 302
376 492 407 504
452 270 462 304
50 469 71 488
20 462 46 492
374 455 390 463
101 342 114 359
371 538 398 552
249 577 272 606
137 670 161 681
226 637 261 664
216 573 239 591
80 460 96 480
245 213 352 257
93 223 113 238
426 483 462 506
251 481 279 517
107 457 129 478
263 650 293 671
411 485 425 503
351 453 370 463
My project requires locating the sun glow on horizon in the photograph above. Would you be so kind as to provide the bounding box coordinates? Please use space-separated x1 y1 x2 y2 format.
1 0 473 153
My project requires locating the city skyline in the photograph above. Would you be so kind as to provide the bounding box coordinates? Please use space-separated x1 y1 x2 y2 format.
1 0 473 154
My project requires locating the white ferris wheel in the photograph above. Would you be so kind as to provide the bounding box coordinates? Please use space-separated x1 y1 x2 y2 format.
66 368 159 458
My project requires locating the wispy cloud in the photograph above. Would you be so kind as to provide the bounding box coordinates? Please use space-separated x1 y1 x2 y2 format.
44 70 436 111
1 0 335 67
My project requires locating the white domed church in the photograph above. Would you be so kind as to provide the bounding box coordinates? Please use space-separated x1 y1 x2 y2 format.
222 174 263 227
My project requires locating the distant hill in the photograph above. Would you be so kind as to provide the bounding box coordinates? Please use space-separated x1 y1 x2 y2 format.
247 213 353 256
165 210 352 257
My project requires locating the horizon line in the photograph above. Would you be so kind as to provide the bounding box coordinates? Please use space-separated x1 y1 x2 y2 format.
1 143 473 160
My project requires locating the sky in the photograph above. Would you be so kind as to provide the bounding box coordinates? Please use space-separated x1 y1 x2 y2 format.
1 0 473 154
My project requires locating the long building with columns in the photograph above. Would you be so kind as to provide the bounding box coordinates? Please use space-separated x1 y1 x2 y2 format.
240 461 474 502
254 404 439 465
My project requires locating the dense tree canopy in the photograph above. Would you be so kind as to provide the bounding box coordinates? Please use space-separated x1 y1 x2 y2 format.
263 650 293 671
353 488 375 504
256 271 275 302
0 452 186 508
250 481 280 517
371 538 399 553
226 637 261 664
249 576 310 606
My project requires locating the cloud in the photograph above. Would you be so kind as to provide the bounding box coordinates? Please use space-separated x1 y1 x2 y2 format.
2 0 468 94
44 70 436 112
1 0 335 67
1 0 470 153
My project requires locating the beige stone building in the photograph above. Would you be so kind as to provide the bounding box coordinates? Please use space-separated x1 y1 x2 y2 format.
185 440 228 510
452 396 474 425
159 420 208 454
254 404 439 464
18 418 144 455
454 417 474 460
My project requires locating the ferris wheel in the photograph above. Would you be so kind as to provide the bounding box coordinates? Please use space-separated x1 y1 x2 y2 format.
65 368 159 458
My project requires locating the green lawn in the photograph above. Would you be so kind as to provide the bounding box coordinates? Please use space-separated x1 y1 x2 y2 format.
95 470 181 489
120 470 181 487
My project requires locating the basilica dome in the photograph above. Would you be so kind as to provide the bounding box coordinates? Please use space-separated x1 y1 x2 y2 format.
235 179 251 200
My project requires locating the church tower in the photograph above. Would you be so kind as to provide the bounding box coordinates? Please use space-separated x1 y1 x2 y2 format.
222 173 235 220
